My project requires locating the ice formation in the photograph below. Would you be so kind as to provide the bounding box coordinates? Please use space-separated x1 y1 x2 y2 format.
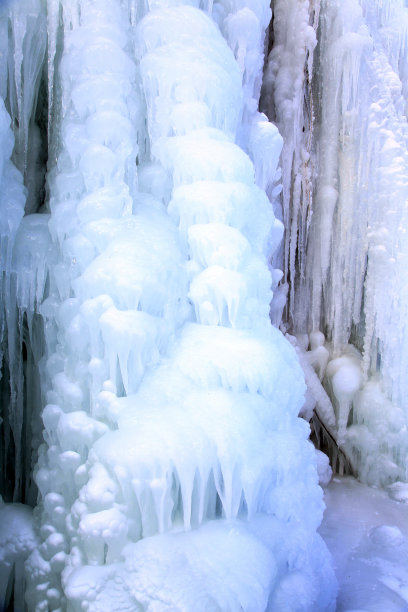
0 0 337 610
263 0 408 486
3 0 408 607
0 497 38 611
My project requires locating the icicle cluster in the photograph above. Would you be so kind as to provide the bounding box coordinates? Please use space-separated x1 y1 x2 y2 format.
0 99 46 511
261 0 321 325
0 4 50 601
283 0 408 486
0 99 27 502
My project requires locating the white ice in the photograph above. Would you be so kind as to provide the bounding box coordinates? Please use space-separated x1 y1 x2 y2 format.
3 0 408 610
0 0 339 610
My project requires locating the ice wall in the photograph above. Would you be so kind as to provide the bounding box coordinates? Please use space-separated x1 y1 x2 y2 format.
265 0 408 486
310 0 408 486
0 0 336 610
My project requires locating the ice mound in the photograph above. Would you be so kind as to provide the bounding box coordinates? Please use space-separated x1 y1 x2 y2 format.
170 323 304 404
73 213 188 317
326 350 363 445
88 379 311 537
64 519 276 612
370 525 404 548
387 482 408 504
155 128 255 187
0 498 38 611
316 450 333 487
188 263 271 327
99 307 163 394
64 516 336 612
345 380 408 486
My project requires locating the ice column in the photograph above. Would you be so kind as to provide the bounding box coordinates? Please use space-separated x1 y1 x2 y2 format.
25 2 153 608
23 1 336 611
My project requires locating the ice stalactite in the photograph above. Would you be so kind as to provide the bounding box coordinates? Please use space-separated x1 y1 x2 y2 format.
311 0 408 486
271 0 408 486
261 0 321 327
0 100 27 502
0 90 46 608
1 0 47 214
0 1 50 509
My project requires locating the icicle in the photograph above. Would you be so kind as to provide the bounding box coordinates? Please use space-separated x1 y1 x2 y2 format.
261 0 320 323
47 0 61 167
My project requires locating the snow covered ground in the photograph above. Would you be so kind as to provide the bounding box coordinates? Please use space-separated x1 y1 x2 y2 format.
321 476 408 612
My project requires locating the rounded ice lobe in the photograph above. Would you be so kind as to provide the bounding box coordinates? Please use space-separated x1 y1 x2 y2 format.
370 525 404 548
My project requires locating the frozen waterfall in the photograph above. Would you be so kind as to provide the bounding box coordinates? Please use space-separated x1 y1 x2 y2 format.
0 0 336 610
0 0 407 610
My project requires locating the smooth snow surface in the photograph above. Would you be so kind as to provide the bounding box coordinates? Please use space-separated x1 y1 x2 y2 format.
321 476 408 612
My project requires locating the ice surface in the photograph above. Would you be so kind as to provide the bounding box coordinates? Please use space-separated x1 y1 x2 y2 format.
321 476 408 612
